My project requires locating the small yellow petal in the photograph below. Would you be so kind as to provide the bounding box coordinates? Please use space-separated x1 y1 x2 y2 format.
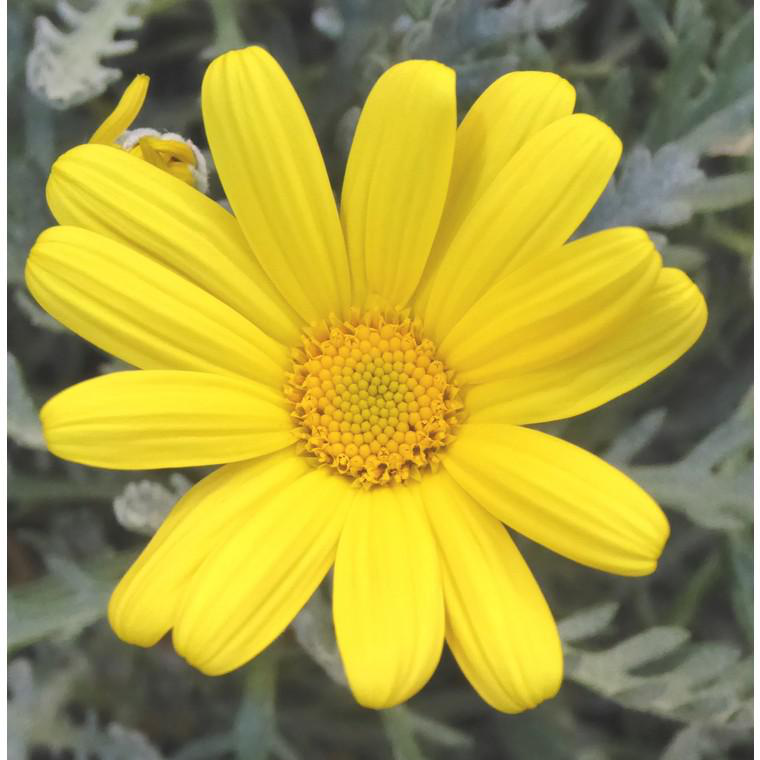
333 483 444 709
440 227 661 382
109 451 309 647
46 144 302 345
421 113 622 343
173 468 353 675
41 370 294 469
202 46 351 322
467 267 707 424
89 74 149 145
421 471 562 712
341 60 456 307
444 424 670 576
26 225 289 384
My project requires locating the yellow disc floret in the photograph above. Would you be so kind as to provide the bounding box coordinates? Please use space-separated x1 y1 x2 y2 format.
286 310 463 487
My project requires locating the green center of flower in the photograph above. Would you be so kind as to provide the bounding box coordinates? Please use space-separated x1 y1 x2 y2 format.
286 310 463 487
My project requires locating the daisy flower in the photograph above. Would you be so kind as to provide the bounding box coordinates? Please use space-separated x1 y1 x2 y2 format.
26 47 707 712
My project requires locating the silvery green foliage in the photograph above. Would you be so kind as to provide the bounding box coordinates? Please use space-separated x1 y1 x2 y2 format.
8 550 135 652
291 586 347 685
608 391 752 532
173 735 301 760
404 0 586 53
201 0 248 60
9 655 88 759
27 0 148 109
400 0 585 97
573 3 751 238
13 290 66 333
660 724 716 760
9 61 56 288
580 142 753 235
8 352 46 450
113 474 192 536
562 605 752 758
231 653 279 760
642 2 752 148
312 1 345 40
468 0 587 37
679 93 753 157
8 656 165 760
580 143 705 234
326 0 587 106
557 601 620 643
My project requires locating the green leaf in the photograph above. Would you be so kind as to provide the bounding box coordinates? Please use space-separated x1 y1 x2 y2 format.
558 602 620 644
233 649 279 760
13 289 65 333
26 0 147 109
8 352 46 450
681 172 753 212
113 475 191 536
621 390 752 531
661 724 713 760
728 533 753 644
381 706 428 760
291 586 346 685
8 549 138 652
625 0 676 50
679 94 753 156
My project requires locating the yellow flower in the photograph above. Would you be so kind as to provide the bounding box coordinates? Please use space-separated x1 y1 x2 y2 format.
89 73 207 190
26 47 707 712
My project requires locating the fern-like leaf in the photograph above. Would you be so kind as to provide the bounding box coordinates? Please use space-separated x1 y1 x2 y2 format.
26 0 148 110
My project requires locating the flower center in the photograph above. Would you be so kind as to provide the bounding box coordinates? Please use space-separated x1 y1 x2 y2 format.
286 310 463 487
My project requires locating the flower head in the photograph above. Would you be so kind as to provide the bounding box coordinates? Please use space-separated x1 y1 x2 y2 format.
27 47 706 712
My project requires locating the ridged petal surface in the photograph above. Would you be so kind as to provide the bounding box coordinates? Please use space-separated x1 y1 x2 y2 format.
202 46 351 322
341 60 456 307
440 227 661 382
444 424 670 576
420 114 621 343
421 471 562 712
414 71 575 312
89 74 149 144
467 268 707 424
41 370 294 469
333 483 444 708
46 144 301 345
109 451 308 647
26 226 288 384
173 468 353 675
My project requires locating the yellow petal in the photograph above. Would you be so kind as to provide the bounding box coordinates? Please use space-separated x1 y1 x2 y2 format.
333 483 444 709
109 450 309 647
340 60 456 307
441 227 661 383
173 467 353 675
421 114 622 343
421 471 562 712
128 136 196 188
46 144 301 345
444 424 670 576
467 268 707 424
202 46 351 322
413 71 575 312
26 226 288 385
89 74 149 145
41 370 294 469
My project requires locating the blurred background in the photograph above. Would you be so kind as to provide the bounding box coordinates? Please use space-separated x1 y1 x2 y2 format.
7 1 753 758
